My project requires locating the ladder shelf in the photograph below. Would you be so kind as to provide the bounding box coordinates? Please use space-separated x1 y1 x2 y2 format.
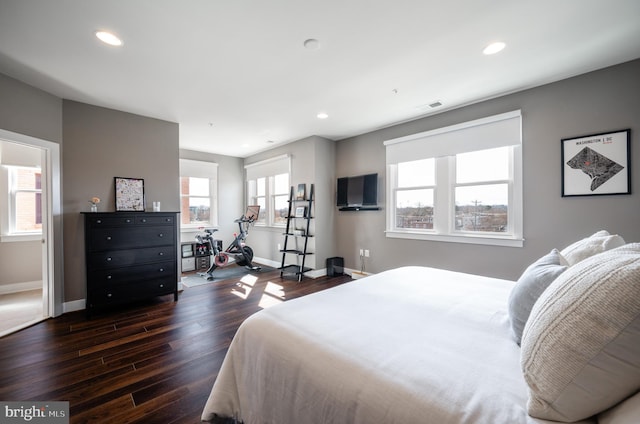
279 183 314 282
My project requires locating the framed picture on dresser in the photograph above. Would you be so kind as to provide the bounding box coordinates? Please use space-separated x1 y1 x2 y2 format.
115 177 145 211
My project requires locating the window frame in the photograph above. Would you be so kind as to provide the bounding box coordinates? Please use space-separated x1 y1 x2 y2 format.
384 111 523 247
245 155 291 228
0 164 43 242
179 159 219 231
247 173 290 227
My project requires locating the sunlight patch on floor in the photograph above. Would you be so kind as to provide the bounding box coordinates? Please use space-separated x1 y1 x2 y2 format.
258 281 285 309
231 274 258 299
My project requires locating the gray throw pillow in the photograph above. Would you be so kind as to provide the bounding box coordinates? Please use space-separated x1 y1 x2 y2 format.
507 249 567 345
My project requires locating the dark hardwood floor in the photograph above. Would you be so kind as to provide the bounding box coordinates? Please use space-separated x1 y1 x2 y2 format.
0 269 352 424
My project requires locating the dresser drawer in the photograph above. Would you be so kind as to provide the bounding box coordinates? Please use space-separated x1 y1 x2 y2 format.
87 213 175 228
87 278 176 308
90 261 176 287
89 227 175 251
136 215 175 225
88 246 176 269
86 215 136 227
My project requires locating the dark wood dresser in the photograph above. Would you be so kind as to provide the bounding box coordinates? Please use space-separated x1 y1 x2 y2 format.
83 211 179 316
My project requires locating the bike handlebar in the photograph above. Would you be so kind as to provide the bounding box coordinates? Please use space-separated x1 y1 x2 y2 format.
234 215 257 224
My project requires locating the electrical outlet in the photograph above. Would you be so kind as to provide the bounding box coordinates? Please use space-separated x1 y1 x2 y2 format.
359 249 364 256
364 249 370 257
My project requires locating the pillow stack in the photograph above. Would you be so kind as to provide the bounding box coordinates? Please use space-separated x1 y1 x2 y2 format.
509 231 639 423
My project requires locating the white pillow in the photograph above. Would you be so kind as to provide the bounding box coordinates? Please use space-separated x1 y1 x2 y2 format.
599 392 640 424
560 230 625 265
521 243 640 422
508 249 568 345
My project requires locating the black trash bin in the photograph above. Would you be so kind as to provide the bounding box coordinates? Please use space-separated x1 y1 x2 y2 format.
326 257 344 277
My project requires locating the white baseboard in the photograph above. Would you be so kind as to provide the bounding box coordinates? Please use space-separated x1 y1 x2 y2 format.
63 299 85 313
253 256 280 269
254 257 329 279
345 268 373 279
0 280 42 295
304 268 326 278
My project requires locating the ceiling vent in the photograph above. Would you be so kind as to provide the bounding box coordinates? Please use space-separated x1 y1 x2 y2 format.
417 101 443 111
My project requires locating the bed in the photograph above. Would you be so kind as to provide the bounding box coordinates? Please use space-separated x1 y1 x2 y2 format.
202 235 640 424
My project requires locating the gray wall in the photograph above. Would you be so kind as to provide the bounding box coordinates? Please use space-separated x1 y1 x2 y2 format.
0 73 63 311
335 59 640 280
245 136 336 270
62 100 180 301
0 73 62 143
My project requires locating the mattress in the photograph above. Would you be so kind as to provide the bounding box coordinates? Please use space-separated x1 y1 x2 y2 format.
202 266 597 424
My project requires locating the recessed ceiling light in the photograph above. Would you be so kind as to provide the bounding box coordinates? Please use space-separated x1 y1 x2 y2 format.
317 112 329 119
483 41 506 55
95 31 123 46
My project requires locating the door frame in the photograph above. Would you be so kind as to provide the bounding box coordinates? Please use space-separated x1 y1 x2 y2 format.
0 129 63 317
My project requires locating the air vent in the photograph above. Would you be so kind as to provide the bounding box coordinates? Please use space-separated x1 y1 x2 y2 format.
416 101 443 111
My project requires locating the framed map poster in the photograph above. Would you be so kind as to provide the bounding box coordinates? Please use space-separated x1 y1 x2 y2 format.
561 129 630 197
115 177 145 211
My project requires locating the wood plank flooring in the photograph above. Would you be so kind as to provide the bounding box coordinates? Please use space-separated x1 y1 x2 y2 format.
0 269 352 424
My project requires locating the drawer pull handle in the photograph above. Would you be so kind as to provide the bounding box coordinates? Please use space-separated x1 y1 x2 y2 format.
159 268 164 272
159 252 164 256
107 275 112 280
165 218 171 222
96 219 102 224
158 233 164 238
159 284 164 288
125 219 131 223
141 219 147 223
106 257 112 262
106 236 112 241
107 293 112 298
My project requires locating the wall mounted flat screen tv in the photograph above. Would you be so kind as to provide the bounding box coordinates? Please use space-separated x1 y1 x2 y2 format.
336 173 379 211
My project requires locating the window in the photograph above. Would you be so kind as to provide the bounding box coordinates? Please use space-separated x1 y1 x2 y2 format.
385 111 523 247
9 166 42 233
180 159 218 229
245 155 290 227
0 165 43 242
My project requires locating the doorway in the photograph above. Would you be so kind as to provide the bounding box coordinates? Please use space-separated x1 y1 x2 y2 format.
0 130 61 337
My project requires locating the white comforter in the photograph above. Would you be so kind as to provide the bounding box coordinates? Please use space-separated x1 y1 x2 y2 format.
202 266 596 424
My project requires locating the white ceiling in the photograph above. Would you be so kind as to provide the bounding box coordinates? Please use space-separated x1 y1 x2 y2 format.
1 1 639 158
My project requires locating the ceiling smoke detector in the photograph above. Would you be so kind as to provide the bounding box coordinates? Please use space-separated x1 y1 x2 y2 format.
303 39 320 50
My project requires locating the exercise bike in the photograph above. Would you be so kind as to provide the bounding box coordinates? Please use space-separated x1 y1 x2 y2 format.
195 205 261 281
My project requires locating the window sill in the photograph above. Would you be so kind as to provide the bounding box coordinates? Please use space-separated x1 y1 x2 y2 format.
253 224 286 232
385 230 524 247
1 233 42 243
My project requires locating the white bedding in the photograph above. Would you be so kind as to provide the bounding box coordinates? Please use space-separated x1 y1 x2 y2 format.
201 266 597 424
